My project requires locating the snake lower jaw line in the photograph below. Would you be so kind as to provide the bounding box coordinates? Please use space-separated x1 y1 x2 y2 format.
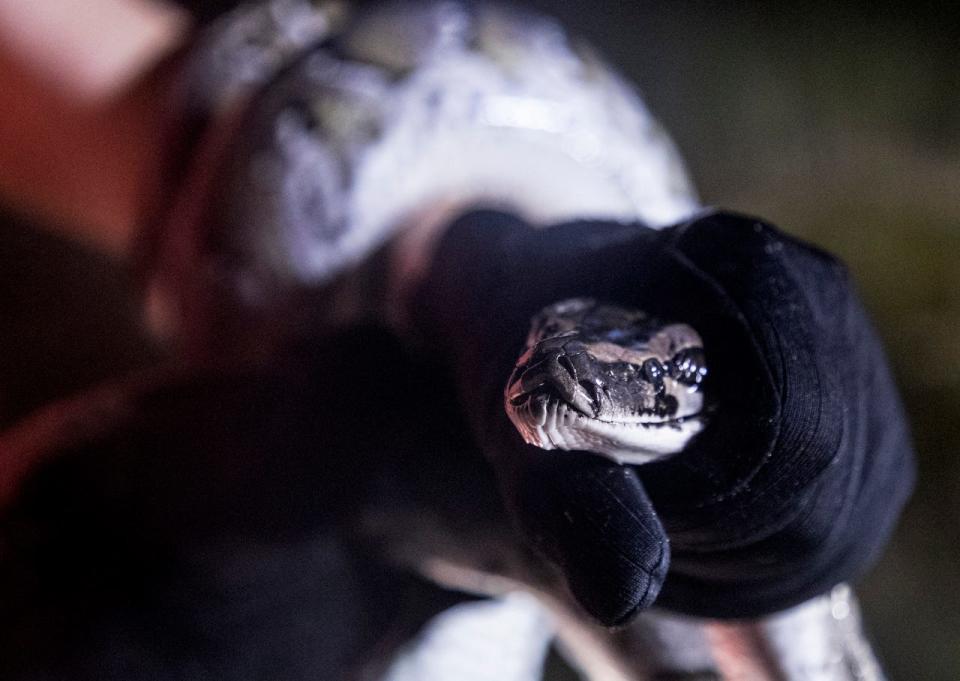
506 393 706 465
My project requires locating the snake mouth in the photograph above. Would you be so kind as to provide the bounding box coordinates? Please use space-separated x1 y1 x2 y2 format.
508 389 703 427
505 390 706 465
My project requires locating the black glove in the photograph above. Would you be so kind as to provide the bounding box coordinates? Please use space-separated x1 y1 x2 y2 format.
412 209 915 623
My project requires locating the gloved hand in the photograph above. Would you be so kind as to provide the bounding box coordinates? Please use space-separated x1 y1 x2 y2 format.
412 209 915 624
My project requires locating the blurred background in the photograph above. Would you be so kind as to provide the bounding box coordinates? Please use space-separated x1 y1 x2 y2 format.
0 1 956 679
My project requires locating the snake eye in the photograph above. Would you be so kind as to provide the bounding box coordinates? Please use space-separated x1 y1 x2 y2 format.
642 359 665 384
668 348 708 388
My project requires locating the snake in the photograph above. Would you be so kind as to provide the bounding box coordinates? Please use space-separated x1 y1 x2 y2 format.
136 1 904 680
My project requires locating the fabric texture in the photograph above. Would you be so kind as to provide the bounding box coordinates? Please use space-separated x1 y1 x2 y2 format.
413 209 915 622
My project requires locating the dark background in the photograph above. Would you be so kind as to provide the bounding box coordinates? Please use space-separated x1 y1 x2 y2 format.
1 2 957 679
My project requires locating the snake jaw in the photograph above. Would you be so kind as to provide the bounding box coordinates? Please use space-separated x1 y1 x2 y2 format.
507 397 706 465
504 298 708 464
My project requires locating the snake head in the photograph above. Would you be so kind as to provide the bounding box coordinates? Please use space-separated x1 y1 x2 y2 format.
505 298 707 464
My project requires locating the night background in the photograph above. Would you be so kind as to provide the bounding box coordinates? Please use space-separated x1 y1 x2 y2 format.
0 2 957 679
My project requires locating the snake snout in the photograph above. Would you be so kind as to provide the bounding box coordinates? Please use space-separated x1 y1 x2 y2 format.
510 345 597 416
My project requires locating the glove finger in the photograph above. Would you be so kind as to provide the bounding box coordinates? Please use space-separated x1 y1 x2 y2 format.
510 450 669 626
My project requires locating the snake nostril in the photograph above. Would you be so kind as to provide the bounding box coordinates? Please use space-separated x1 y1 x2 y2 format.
579 379 600 406
519 365 547 393
557 354 578 381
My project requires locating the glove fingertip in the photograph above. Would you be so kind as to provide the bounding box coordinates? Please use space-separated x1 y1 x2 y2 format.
511 454 670 626
566 522 670 626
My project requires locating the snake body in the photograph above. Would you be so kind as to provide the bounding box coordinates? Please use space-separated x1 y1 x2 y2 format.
153 0 710 461
146 0 698 358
